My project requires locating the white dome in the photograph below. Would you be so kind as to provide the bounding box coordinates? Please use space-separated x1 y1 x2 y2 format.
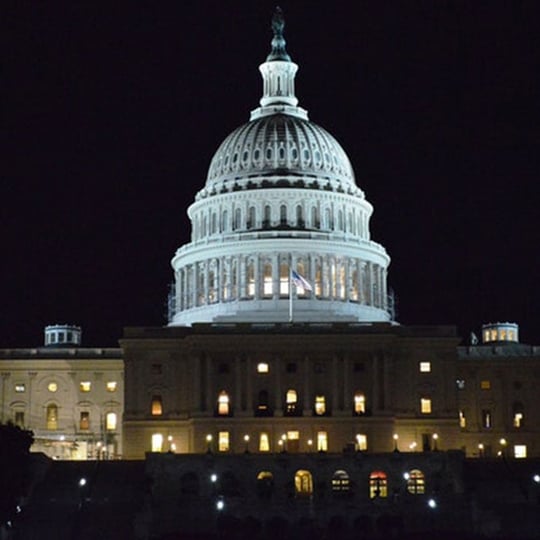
205 114 357 194
169 10 391 327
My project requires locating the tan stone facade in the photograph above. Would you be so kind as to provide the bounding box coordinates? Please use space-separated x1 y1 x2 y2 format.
0 347 123 459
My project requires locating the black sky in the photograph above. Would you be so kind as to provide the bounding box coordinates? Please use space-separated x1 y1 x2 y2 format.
3 1 539 347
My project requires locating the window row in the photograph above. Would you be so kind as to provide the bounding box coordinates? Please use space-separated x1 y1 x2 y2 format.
460 403 526 430
41 404 118 431
149 391 370 417
191 202 369 241
14 380 118 394
151 466 428 499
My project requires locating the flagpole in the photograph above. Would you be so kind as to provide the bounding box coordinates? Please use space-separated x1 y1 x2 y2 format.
289 273 293 322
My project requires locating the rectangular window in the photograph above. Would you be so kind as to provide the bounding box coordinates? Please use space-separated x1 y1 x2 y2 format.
482 409 492 429
356 433 367 451
80 411 90 430
420 398 432 414
106 412 117 431
15 383 25 393
218 431 230 452
459 410 466 428
419 361 431 373
151 433 163 452
354 393 366 414
106 381 117 392
317 431 328 452
257 362 269 373
259 432 270 452
513 412 523 428
79 381 91 392
514 445 527 458
480 380 491 390
151 395 163 416
15 411 24 427
315 395 326 415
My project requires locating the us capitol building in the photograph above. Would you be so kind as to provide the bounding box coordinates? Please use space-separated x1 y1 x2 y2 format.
1 10 539 539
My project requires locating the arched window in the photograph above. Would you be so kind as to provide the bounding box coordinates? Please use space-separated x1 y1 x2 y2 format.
106 412 117 431
280 204 287 226
406 469 425 494
259 432 270 452
151 395 163 416
257 471 274 499
332 470 350 492
295 470 313 497
338 209 344 231
217 391 230 416
312 206 320 229
369 471 388 498
263 205 271 228
222 210 228 232
296 205 304 227
233 208 241 231
354 393 366 415
285 389 298 416
247 206 256 230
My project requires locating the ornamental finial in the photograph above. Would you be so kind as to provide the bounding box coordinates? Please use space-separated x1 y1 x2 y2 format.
266 7 291 62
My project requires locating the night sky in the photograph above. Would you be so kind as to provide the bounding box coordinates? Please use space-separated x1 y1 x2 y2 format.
4 1 539 347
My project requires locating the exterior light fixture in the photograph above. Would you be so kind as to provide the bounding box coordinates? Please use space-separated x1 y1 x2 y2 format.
403 472 410 480
393 433 399 452
478 443 485 457
533 474 540 483
432 433 439 451
79 478 87 487
307 439 313 452
243 434 250 453
170 443 176 452
206 434 213 453
216 499 225 511
409 442 417 451
427 498 437 509
210 474 217 483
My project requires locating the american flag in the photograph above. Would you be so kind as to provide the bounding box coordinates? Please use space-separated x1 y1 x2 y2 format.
291 270 313 291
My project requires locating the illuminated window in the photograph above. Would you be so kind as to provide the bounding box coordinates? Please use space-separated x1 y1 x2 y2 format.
356 433 367 451
459 410 466 428
332 470 350 492
259 432 270 452
513 402 524 428
257 363 269 374
106 381 117 392
315 395 326 415
419 362 431 373
420 398 432 414
151 395 163 416
218 391 230 416
294 470 313 497
279 263 289 296
285 389 298 415
80 381 91 392
256 471 273 499
317 431 328 452
218 431 230 452
79 411 90 430
354 392 366 415
481 380 491 390
247 260 255 297
482 409 492 429
407 469 425 494
369 471 388 498
263 264 273 296
106 412 117 431
48 382 58 393
15 383 25 393
514 445 527 458
151 433 163 452
46 404 58 430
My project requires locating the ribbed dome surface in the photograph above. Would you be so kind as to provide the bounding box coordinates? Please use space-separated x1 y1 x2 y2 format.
206 114 355 190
